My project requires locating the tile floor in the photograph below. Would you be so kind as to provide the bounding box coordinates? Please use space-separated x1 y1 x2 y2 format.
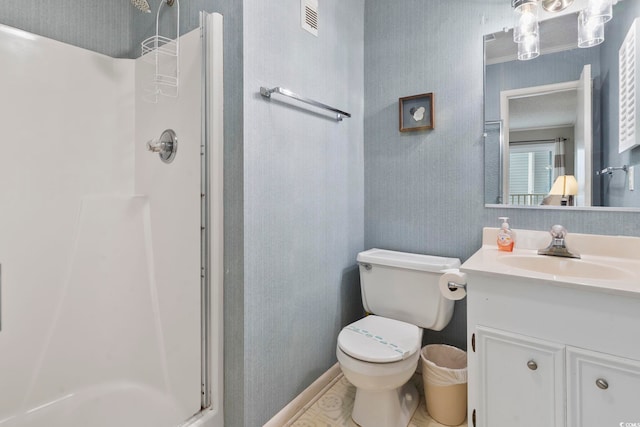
288 374 468 427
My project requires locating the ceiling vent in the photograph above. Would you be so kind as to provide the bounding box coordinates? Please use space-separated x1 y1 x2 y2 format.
301 0 318 37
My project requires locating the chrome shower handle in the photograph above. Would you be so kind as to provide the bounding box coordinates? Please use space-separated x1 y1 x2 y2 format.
146 129 178 164
147 139 170 153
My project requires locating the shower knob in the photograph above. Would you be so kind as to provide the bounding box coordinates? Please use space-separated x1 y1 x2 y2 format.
147 139 169 153
147 129 178 164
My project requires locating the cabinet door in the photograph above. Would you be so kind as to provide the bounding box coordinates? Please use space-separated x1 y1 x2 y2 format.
567 347 640 427
477 326 565 427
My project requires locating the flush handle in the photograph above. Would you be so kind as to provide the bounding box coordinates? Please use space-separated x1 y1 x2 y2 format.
359 262 372 271
527 360 538 371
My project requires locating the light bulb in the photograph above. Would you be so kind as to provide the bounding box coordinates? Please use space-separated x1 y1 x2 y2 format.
513 1 539 43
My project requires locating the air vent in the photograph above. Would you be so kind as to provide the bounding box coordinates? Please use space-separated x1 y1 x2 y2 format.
301 0 318 37
619 18 640 153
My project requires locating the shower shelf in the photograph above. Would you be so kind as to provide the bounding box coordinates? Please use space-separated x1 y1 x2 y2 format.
142 36 178 60
141 0 180 103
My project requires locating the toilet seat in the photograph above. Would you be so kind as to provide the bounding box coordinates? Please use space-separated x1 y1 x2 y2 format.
338 315 421 363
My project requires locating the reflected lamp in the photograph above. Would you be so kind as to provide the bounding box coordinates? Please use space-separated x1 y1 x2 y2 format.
549 175 578 206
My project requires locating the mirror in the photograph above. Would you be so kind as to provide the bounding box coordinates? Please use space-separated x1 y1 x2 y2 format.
484 0 640 209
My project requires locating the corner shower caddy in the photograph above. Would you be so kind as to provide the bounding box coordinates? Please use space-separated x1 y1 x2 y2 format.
141 0 180 103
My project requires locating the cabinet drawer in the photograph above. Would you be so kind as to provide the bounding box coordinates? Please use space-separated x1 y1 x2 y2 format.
567 347 640 427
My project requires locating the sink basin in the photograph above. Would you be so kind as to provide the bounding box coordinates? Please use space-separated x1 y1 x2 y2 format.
497 255 635 281
461 228 640 296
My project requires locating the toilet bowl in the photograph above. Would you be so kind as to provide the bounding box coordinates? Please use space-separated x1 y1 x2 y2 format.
337 249 460 427
336 316 422 427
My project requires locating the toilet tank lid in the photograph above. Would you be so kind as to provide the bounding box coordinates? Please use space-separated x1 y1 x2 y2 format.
357 248 460 272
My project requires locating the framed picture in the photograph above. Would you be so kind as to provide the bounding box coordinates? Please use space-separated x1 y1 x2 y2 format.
399 93 434 132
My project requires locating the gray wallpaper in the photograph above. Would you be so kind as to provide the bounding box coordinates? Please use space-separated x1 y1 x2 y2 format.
0 0 132 57
364 0 640 351
0 0 239 60
364 0 494 350
242 0 364 424
601 0 640 207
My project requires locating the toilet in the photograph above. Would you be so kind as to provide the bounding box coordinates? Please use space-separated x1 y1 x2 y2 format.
336 248 460 427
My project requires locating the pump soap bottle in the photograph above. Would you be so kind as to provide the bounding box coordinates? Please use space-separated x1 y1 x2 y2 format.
497 217 515 252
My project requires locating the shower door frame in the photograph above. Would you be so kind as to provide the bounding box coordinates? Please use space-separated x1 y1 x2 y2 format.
184 11 224 427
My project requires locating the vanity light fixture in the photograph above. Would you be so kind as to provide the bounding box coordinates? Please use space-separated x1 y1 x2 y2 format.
577 0 612 47
513 0 614 59
541 0 575 12
578 9 605 47
513 0 540 60
583 0 613 23
518 34 541 60
513 0 540 43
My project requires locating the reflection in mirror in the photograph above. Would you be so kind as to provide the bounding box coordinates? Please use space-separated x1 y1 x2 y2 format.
484 0 640 209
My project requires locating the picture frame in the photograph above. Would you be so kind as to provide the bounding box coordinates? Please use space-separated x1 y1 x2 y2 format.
399 92 434 132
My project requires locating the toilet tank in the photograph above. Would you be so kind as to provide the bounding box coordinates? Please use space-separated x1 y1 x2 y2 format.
357 248 460 331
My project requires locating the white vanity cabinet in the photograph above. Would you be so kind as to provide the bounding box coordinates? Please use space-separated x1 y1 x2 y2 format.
462 228 640 427
465 275 640 427
473 324 640 427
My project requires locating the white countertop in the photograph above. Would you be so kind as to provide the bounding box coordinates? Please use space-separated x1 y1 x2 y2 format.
460 228 640 297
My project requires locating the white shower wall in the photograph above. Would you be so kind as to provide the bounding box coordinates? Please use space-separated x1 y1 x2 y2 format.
0 23 203 427
133 28 204 418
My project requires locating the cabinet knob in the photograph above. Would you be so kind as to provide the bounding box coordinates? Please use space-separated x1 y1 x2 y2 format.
527 360 538 370
596 378 609 390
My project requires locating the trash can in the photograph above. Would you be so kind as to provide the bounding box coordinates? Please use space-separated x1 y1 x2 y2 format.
421 344 468 426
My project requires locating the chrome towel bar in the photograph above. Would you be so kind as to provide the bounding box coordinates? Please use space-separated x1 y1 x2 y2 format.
596 165 628 175
260 86 351 121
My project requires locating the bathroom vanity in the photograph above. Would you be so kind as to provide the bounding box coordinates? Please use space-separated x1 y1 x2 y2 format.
461 228 640 427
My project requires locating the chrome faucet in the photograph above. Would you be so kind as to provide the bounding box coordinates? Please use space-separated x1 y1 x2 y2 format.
537 225 581 259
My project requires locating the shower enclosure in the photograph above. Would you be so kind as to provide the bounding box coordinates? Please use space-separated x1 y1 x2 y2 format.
0 10 223 427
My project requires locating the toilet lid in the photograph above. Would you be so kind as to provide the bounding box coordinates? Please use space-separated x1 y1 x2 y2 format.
337 315 421 363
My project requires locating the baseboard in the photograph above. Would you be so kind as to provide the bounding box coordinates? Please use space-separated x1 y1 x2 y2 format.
263 363 342 427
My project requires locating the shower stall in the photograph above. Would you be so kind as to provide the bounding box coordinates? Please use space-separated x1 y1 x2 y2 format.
0 8 223 427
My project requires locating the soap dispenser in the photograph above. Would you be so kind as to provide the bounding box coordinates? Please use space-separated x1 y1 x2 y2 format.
497 217 515 252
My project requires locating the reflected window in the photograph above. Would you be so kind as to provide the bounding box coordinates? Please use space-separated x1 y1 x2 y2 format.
509 142 554 205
